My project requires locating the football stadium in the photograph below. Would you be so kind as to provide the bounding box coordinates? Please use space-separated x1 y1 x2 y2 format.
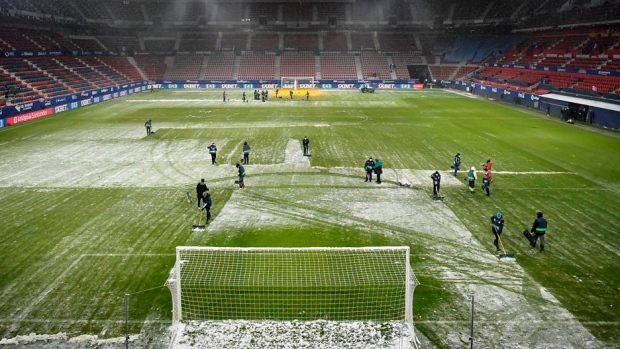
0 1 619 348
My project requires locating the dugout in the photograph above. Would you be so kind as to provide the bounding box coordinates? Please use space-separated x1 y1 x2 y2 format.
539 93 620 129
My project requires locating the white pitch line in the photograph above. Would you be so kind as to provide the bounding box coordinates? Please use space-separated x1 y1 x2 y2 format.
494 187 607 191
226 112 239 121
489 171 573 174
0 318 170 324
415 320 620 325
82 253 175 257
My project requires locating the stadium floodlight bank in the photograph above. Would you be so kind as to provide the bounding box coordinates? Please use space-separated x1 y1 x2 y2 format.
166 246 420 349
280 77 315 89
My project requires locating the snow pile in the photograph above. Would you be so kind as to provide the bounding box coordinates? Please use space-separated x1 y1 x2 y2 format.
172 320 419 349
0 333 137 347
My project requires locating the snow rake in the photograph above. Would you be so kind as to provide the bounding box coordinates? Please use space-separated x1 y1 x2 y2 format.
498 235 515 260
192 209 206 231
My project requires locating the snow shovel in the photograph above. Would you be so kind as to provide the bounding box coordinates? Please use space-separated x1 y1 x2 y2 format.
498 235 515 260
192 209 206 231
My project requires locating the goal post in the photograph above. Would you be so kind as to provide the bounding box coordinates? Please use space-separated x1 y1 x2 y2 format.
280 76 315 90
166 246 420 348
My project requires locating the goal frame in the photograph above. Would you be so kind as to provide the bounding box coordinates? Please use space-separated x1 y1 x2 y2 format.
167 246 416 324
166 246 419 348
280 76 316 89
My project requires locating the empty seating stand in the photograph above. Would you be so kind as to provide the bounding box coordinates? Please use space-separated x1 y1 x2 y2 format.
168 55 205 80
280 52 316 80
54 56 114 89
30 57 93 93
79 56 132 85
237 52 275 80
359 52 392 79
378 33 415 52
283 34 319 51
144 39 176 53
322 33 348 51
319 53 357 79
203 52 235 79
179 33 218 52
134 56 167 80
251 34 279 51
1 58 70 97
98 56 143 81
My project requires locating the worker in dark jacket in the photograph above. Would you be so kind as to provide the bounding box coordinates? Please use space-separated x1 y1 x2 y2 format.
430 171 441 197
491 212 505 251
236 163 246 188
201 191 212 223
364 157 375 182
302 136 310 156
453 152 461 177
196 178 208 208
482 169 492 197
208 143 218 165
243 141 251 165
373 158 383 184
531 212 548 251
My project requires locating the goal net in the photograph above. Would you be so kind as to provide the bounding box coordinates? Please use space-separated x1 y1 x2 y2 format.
166 246 420 349
280 76 315 90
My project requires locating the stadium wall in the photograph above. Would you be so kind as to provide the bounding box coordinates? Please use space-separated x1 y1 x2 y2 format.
0 81 148 127
448 80 620 129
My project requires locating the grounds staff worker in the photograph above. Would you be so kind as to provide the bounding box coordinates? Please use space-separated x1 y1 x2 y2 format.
373 158 383 184
531 212 548 252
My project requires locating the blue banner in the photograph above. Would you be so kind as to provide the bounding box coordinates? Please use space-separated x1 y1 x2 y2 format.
151 79 420 90
1 50 121 58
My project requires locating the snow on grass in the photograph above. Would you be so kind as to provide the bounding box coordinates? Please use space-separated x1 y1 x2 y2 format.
188 142 600 349
200 168 601 348
171 320 417 349
284 139 311 167
0 333 139 347
0 113 605 348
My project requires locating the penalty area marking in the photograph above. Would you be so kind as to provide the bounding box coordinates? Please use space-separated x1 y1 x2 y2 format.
127 99 216 102
415 320 620 325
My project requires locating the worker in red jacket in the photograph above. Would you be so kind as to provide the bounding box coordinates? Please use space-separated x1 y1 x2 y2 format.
484 159 493 171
